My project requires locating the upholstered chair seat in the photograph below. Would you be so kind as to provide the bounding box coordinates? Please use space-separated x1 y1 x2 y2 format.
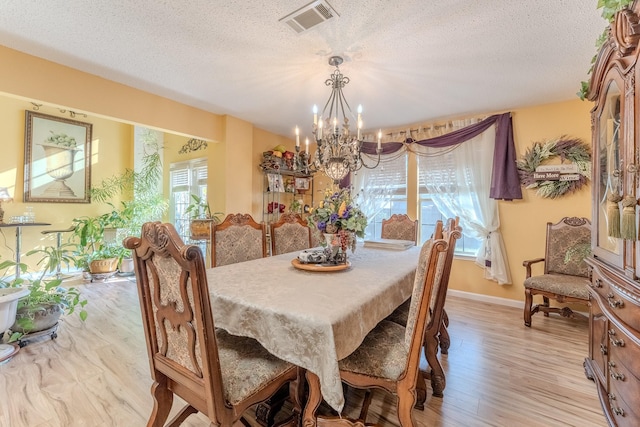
523 273 590 300
338 320 408 381
216 328 294 405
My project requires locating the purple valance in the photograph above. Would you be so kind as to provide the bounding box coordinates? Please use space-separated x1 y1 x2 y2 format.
359 112 522 200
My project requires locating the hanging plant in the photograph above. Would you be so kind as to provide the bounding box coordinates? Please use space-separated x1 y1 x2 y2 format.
578 0 634 100
516 136 591 199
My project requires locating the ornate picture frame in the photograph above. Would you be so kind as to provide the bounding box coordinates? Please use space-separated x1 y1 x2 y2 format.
24 111 92 203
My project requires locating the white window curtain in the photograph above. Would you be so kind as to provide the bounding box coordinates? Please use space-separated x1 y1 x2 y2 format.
352 150 407 239
416 122 512 285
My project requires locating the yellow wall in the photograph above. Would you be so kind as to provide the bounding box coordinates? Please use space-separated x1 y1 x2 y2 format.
0 44 594 306
0 45 223 141
0 96 132 268
448 99 592 302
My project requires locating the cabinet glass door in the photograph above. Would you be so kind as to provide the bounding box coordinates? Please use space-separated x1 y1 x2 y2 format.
594 79 623 264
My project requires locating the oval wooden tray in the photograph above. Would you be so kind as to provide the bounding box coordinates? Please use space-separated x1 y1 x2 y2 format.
291 258 351 272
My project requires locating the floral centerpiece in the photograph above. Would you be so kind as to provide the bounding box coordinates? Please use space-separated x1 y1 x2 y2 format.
307 187 368 253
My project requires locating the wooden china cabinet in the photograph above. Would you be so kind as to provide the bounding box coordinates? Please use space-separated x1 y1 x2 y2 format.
584 3 640 426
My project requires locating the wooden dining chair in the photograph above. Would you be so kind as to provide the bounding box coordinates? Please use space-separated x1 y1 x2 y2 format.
211 213 267 267
270 213 311 255
326 225 449 427
384 217 461 406
523 216 591 327
381 214 418 245
124 222 301 427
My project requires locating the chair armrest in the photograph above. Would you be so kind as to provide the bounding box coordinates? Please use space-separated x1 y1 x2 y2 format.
522 258 545 279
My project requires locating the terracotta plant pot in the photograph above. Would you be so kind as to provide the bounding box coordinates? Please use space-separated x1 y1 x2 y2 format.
89 257 118 274
190 218 214 240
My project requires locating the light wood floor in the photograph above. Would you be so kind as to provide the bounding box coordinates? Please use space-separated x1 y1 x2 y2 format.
0 276 607 427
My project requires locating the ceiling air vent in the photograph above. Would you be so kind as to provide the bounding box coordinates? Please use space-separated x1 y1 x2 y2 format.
280 0 339 34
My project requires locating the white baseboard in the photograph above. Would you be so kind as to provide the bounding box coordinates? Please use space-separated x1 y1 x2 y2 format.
447 289 523 309
447 289 589 316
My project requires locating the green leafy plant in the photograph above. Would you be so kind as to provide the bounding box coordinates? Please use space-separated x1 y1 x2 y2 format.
89 129 168 239
0 258 87 339
26 242 78 277
578 0 634 100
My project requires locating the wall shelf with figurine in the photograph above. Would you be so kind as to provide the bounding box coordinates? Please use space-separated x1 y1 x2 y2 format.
259 146 314 225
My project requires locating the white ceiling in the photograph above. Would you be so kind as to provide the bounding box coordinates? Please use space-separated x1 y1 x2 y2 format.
0 1 605 140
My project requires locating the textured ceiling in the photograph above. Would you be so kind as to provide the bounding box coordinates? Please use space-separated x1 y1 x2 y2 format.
0 1 605 140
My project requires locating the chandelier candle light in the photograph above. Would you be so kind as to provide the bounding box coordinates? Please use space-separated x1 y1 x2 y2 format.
301 56 382 183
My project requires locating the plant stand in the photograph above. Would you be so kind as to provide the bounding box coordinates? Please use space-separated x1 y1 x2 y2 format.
17 323 59 348
90 271 117 282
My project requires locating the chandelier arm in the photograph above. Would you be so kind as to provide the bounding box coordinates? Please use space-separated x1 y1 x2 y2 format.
358 150 382 170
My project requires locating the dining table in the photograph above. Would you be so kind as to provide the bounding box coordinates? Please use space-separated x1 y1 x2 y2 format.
206 243 421 425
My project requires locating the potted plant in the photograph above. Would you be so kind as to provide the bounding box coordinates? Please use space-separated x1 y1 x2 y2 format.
186 194 222 240
0 258 87 340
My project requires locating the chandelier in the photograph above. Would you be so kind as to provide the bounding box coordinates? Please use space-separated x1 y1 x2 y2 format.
300 56 381 183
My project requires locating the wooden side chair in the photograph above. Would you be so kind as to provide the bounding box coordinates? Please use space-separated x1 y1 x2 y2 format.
123 222 301 427
381 213 418 245
383 218 461 407
270 213 311 255
211 213 266 267
523 216 591 327
312 225 449 426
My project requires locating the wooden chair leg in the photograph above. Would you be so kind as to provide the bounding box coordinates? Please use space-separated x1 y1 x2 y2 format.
524 288 533 327
395 385 417 427
424 334 446 397
438 314 450 355
148 379 174 427
414 370 427 410
543 296 550 317
359 390 373 422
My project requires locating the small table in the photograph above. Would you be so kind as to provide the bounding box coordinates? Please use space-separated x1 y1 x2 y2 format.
0 222 51 279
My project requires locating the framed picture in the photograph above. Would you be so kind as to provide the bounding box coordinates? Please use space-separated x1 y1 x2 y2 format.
24 111 92 203
295 177 310 191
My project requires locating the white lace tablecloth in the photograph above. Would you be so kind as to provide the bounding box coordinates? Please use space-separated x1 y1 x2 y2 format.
206 244 420 411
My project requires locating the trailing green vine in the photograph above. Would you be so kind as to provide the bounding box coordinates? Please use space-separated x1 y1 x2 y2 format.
577 0 634 100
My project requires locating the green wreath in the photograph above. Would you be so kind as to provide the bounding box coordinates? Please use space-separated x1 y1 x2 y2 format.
517 136 591 199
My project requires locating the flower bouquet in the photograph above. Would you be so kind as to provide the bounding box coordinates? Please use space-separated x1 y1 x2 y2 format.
307 187 368 256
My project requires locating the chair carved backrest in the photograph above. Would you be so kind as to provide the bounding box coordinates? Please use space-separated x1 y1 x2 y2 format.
427 218 462 330
404 221 447 347
381 214 418 244
402 227 449 393
270 213 311 255
211 213 266 267
544 216 591 277
123 222 226 423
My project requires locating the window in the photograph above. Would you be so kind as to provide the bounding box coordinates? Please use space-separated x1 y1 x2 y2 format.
417 155 482 257
418 196 482 256
352 153 407 240
170 158 208 243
